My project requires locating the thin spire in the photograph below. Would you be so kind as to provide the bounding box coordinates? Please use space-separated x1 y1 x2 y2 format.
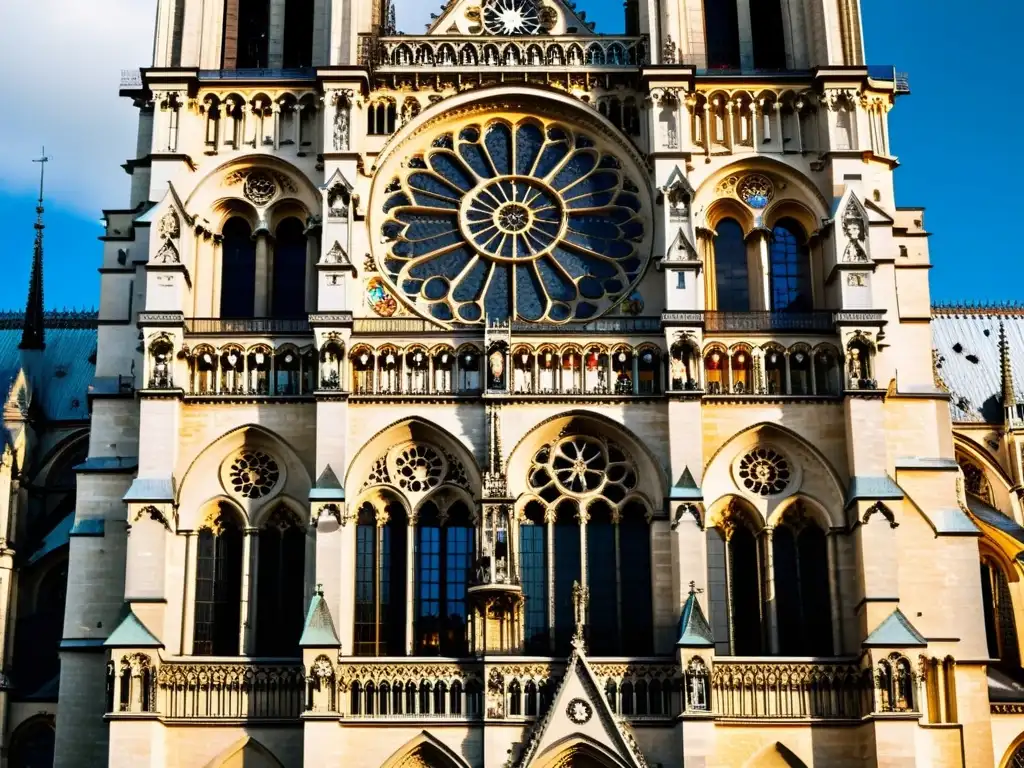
1000 321 1016 408
20 147 47 350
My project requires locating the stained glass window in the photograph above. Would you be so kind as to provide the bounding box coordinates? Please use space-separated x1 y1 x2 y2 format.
415 502 474 656
713 218 749 311
769 218 812 311
379 117 648 325
521 503 549 654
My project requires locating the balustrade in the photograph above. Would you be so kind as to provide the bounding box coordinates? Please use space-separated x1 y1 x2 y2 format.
711 658 869 719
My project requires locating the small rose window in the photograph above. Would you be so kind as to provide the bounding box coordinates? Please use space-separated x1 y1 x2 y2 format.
737 447 791 496
229 451 281 499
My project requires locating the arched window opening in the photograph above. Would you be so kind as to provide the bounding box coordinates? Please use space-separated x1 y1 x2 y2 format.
703 0 740 69
713 219 749 312
620 501 654 654
283 0 313 68
707 504 763 656
193 505 244 655
587 500 619 654
764 347 786 395
704 348 725 395
521 500 549 654
415 501 474 657
14 557 68 694
790 347 812 395
751 0 787 70
773 504 833 656
354 501 408 656
272 217 307 319
274 347 301 395
769 219 812 312
254 507 306 657
637 347 660 395
981 558 1020 666
247 346 271 395
229 0 270 69
8 719 55 768
846 337 874 390
814 347 841 396
525 680 538 716
220 217 256 319
508 679 522 716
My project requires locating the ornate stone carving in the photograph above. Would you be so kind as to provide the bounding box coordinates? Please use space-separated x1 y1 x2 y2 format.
228 450 280 499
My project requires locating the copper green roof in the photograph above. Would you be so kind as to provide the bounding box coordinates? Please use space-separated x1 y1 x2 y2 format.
299 592 340 647
863 609 926 648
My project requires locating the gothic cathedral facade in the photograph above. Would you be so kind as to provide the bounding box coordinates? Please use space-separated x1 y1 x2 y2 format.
44 0 1024 765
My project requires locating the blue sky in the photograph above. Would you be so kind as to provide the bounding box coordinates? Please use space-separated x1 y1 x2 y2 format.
0 0 1019 310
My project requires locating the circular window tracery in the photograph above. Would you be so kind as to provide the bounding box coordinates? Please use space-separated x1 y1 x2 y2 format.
377 114 649 326
392 444 445 493
737 447 791 496
529 436 637 503
243 172 277 206
483 0 542 35
229 451 280 499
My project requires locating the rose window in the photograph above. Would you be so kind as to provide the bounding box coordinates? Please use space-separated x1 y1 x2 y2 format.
529 437 637 503
393 444 445 493
483 0 542 35
738 174 774 209
737 447 791 496
229 451 280 499
243 172 277 206
378 116 649 325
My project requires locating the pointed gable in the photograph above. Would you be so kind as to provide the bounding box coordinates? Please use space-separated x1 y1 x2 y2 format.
299 590 340 647
309 464 345 501
517 649 646 768
863 609 926 648
677 590 714 647
670 466 702 501
105 608 163 648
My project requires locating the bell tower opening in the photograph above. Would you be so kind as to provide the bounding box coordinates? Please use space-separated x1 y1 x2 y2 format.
222 0 270 69
283 0 314 68
751 0 787 70
703 1 741 70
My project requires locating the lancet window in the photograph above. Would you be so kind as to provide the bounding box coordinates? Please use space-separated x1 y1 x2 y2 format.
981 556 1019 666
707 493 836 657
769 219 812 311
713 219 749 311
414 500 475 656
254 507 306 656
354 500 408 656
193 504 244 655
522 435 652 656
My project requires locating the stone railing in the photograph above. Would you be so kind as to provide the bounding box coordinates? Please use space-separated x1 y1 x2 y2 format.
155 659 305 720
711 658 869 720
370 35 648 71
332 659 485 719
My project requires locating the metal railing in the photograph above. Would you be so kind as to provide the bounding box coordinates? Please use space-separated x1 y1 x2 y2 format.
185 317 312 335
198 67 316 81
704 311 835 333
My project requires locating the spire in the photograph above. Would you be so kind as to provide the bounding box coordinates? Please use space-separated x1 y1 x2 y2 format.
1000 321 1016 408
20 148 47 351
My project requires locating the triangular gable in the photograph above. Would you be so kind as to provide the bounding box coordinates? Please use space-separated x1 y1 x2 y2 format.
426 0 596 37
829 188 872 263
105 608 163 648
320 168 353 193
863 608 926 648
677 590 714 647
666 227 698 262
662 166 694 197
669 466 702 501
299 591 341 647
517 648 645 768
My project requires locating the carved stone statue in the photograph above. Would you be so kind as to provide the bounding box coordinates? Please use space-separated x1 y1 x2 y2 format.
842 203 869 262
488 349 505 389
333 95 350 151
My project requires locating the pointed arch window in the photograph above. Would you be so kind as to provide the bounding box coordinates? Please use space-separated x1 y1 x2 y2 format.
415 500 474 656
553 500 582 655
354 501 408 656
703 0 740 69
220 217 256 319
254 507 306 656
193 505 244 655
713 219 749 312
772 504 833 656
272 217 307 319
981 557 1019 666
707 504 763 656
769 219 812 312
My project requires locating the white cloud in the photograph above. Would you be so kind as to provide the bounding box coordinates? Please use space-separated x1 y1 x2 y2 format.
0 0 435 216
0 0 156 215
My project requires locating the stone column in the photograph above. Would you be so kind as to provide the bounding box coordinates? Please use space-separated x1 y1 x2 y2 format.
254 232 270 316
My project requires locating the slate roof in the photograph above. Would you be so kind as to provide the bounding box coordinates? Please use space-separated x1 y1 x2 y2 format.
299 591 340 647
677 591 714 647
0 311 98 422
932 306 1024 423
863 609 927 648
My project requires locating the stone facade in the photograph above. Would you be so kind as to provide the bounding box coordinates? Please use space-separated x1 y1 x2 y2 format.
41 0 1024 766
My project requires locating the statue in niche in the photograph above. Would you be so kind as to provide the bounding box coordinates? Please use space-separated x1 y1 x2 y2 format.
842 202 869 262
488 349 505 390
333 93 351 151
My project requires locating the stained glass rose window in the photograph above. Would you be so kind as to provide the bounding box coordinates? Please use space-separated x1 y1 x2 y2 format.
377 115 649 325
